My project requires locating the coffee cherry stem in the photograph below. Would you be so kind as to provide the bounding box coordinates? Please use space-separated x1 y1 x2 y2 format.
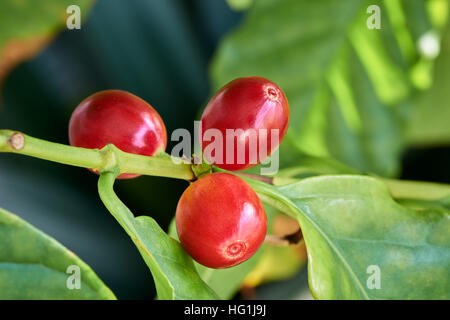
1 130 447 204
0 129 194 181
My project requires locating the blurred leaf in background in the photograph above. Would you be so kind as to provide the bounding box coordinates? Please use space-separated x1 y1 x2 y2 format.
408 17 450 146
242 214 307 291
212 0 449 177
226 0 253 11
0 0 93 90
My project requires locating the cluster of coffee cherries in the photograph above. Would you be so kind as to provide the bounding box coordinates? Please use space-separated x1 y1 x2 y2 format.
69 76 289 268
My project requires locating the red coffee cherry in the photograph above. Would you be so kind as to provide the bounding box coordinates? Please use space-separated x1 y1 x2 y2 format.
200 76 289 171
176 172 267 268
69 90 167 179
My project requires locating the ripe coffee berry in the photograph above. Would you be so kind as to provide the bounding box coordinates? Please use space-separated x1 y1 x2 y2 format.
200 76 289 171
69 90 167 179
176 172 267 268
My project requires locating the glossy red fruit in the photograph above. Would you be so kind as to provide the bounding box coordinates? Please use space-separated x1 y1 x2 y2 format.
176 172 267 268
69 90 167 179
200 76 289 171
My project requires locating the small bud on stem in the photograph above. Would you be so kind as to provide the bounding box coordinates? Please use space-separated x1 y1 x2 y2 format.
8 133 25 150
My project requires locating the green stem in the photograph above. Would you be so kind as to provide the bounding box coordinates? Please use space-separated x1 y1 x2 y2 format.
98 170 138 234
2 129 449 203
213 167 450 203
0 130 194 180
381 178 450 200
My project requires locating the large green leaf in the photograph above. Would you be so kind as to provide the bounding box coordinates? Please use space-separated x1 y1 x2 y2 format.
246 175 450 299
98 172 218 300
0 207 115 299
210 0 442 177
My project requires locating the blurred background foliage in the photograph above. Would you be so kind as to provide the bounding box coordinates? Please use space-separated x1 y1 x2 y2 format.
213 0 449 178
0 0 449 299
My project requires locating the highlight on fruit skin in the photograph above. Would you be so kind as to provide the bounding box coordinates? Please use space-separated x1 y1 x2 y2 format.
200 76 289 171
175 172 267 269
69 89 167 179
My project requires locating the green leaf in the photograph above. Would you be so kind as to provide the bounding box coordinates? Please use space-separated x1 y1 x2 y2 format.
0 0 92 47
0 0 94 85
98 172 218 300
246 175 450 299
0 207 115 300
408 18 450 146
210 0 443 177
